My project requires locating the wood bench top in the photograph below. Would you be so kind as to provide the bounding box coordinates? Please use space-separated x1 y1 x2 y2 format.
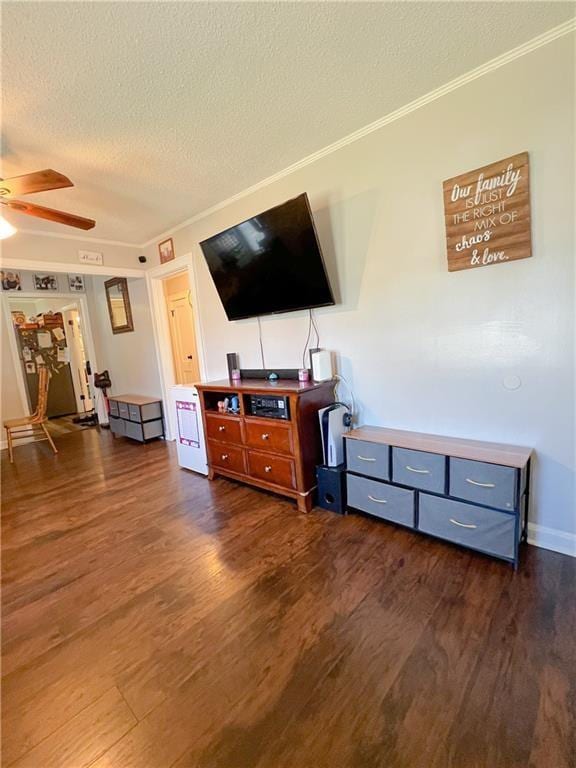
345 426 532 468
109 394 161 406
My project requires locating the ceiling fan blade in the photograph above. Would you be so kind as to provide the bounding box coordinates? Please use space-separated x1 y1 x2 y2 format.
3 199 95 230
0 169 73 197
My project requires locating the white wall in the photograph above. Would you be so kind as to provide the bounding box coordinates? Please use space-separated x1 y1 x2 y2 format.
2 231 142 270
142 35 575 543
86 277 161 397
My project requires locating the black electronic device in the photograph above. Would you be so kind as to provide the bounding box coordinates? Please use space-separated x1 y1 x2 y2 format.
226 352 239 379
248 394 290 420
199 193 334 321
317 464 347 514
240 368 302 380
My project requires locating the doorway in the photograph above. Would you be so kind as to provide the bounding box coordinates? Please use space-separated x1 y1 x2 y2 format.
146 254 206 441
163 271 200 385
63 307 93 413
6 294 95 420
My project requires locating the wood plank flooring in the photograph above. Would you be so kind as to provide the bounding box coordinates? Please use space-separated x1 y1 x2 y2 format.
2 429 574 767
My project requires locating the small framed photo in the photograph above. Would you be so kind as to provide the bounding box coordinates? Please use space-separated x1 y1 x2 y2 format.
68 274 85 292
1 270 22 291
25 361 36 375
34 274 58 291
158 237 175 264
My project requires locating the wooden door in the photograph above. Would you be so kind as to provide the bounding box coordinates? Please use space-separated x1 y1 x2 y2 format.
167 291 200 385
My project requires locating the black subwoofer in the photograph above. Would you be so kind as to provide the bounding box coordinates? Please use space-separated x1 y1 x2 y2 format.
316 464 346 514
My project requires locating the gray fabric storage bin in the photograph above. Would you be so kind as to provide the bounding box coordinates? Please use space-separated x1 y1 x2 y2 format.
141 401 163 422
108 400 119 416
392 447 445 493
346 439 390 481
118 401 130 419
128 404 141 422
449 457 517 511
418 493 517 560
142 419 164 440
124 420 144 441
347 474 414 527
109 416 125 436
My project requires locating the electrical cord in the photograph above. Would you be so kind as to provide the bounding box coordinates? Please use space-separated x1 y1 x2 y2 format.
302 310 313 369
334 373 356 416
310 308 320 348
257 316 266 368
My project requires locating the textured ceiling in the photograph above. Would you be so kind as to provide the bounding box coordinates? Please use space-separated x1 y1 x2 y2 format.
2 2 573 244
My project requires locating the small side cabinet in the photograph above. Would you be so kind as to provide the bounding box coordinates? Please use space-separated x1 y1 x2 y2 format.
344 426 533 568
108 395 165 443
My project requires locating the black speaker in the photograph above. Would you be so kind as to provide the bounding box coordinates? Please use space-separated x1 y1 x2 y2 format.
226 352 239 379
316 463 346 514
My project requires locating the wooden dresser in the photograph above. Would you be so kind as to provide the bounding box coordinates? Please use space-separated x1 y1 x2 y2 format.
196 379 335 512
344 426 533 568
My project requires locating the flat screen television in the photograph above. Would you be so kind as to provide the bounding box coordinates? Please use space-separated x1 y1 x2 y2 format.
199 193 334 321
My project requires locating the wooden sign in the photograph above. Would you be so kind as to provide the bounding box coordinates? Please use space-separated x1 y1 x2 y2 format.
443 152 531 272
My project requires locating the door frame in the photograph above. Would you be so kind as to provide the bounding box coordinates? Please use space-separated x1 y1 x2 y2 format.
1 291 99 422
146 253 207 440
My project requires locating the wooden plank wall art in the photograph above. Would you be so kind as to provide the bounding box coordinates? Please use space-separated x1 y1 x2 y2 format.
443 152 531 272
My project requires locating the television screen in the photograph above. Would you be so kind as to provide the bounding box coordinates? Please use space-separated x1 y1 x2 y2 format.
199 193 334 321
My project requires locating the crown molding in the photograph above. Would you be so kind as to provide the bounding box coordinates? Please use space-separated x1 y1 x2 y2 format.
141 17 576 249
18 228 140 249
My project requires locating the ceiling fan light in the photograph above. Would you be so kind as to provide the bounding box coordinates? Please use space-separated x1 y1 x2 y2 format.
0 216 17 239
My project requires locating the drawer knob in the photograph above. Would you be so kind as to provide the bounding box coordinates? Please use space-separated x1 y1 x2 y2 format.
264 465 272 473
465 478 496 488
406 465 430 474
449 518 477 529
357 455 376 462
221 454 229 461
368 495 387 504
218 425 226 432
261 433 270 440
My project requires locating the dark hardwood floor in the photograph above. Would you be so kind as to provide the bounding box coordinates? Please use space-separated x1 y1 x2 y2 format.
2 429 574 768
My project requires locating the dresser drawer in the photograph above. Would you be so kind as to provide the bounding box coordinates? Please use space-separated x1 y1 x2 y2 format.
449 458 518 511
209 442 245 474
346 439 390 480
118 401 130 420
244 420 293 455
347 475 415 527
392 447 445 493
108 400 119 417
247 450 296 490
206 414 242 444
419 494 517 560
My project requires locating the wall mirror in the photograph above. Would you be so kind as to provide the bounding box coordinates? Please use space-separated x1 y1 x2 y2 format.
104 277 134 334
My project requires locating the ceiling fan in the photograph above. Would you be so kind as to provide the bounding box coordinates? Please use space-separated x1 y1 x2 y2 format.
0 169 96 237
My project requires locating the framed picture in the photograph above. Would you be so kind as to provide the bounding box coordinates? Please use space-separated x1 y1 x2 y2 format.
25 361 36 375
34 274 58 291
1 270 22 291
68 274 85 292
158 237 175 264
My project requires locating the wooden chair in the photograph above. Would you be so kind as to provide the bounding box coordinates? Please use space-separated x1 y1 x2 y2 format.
4 366 58 463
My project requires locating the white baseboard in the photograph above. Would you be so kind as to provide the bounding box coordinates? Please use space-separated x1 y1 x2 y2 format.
1 435 36 451
528 523 576 558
